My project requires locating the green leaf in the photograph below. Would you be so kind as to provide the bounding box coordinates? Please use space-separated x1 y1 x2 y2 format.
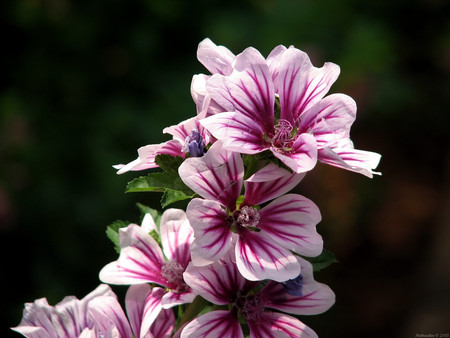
149 229 162 247
154 154 184 173
125 154 196 208
136 203 162 228
125 172 172 193
106 220 129 254
161 188 196 208
304 248 338 272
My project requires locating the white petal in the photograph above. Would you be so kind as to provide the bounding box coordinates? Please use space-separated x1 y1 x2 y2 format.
160 208 193 266
235 231 300 282
181 311 243 338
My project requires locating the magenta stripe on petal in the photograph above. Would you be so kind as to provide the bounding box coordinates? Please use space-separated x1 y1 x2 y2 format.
248 312 318 338
258 193 322 257
184 258 244 305
206 47 275 132
179 142 244 209
88 296 133 338
181 310 243 338
160 209 193 267
187 199 233 266
275 48 340 121
298 94 356 148
236 231 300 282
99 225 167 286
244 163 305 205
262 257 336 316
200 112 267 155
125 284 163 338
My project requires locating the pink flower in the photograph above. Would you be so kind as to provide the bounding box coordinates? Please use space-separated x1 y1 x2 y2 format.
198 42 381 176
181 255 335 338
179 142 323 282
124 284 175 338
114 116 210 174
191 38 236 118
12 284 174 338
99 209 196 310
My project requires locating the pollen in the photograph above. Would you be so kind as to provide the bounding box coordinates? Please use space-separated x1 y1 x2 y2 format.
161 260 188 292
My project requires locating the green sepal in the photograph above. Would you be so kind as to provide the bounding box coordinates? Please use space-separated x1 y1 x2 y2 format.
106 220 129 254
242 151 293 178
149 229 161 247
300 248 338 272
178 296 211 328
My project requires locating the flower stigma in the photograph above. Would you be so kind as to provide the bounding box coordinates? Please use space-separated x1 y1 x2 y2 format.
271 119 297 153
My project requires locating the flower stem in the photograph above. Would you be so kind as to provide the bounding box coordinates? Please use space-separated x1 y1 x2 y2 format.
178 296 210 328
243 155 259 180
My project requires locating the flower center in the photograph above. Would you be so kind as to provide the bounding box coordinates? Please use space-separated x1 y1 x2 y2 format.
182 128 206 157
161 260 188 292
239 294 265 323
227 206 261 233
281 273 304 296
271 119 296 152
235 206 260 228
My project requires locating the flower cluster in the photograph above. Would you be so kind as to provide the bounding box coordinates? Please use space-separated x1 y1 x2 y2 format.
13 39 380 337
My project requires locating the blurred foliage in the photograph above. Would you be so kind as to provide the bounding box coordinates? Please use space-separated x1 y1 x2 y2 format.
2 0 449 337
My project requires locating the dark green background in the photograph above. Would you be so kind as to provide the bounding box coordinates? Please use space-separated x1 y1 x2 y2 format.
2 0 449 337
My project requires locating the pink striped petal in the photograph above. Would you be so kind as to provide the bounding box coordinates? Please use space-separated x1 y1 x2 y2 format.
161 291 196 309
114 144 164 174
115 141 183 174
12 298 63 338
88 294 133 338
206 47 275 132
197 38 235 76
318 143 381 178
160 209 193 267
243 163 305 205
79 328 96 338
266 45 288 81
99 225 166 286
191 74 209 117
298 94 356 148
12 285 119 338
236 231 300 282
248 312 318 338
140 213 157 233
191 74 228 118
183 259 244 305
186 198 233 266
200 112 267 154
179 141 244 210
163 117 209 146
271 133 317 173
125 285 164 338
263 257 335 316
150 304 175 338
259 194 323 257
181 311 243 338
274 47 340 122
